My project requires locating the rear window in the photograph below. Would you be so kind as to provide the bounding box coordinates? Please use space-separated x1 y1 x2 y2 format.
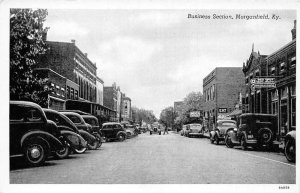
83 118 98 126
10 105 24 121
65 115 82 124
220 122 236 126
189 124 202 129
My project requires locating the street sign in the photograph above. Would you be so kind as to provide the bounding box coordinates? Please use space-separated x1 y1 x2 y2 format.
190 111 201 117
218 108 227 113
250 78 276 88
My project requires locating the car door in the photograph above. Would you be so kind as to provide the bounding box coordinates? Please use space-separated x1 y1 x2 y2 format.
10 104 26 155
101 125 112 138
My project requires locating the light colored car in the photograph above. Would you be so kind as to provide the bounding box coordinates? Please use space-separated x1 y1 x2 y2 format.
185 123 204 138
211 120 237 145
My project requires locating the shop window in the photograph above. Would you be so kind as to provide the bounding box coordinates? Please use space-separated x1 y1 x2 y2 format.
291 85 296 96
281 87 288 99
291 97 296 127
255 70 260 77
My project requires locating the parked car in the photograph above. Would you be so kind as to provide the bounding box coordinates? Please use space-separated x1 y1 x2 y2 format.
180 125 187 136
186 123 204 138
43 108 88 156
60 112 101 150
59 110 90 115
10 101 64 166
81 114 103 147
225 113 277 150
210 120 237 144
125 125 139 138
100 122 127 141
284 130 296 162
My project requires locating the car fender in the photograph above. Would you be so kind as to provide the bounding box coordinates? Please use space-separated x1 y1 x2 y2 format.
78 129 96 144
117 131 127 136
61 130 87 148
285 130 296 142
21 130 64 151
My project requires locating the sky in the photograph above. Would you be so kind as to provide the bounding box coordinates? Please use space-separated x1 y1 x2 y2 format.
43 9 296 118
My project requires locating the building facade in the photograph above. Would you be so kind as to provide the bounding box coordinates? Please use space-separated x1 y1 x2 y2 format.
242 20 296 140
202 67 246 131
37 40 97 109
242 46 268 114
121 93 132 121
116 87 122 122
96 76 104 106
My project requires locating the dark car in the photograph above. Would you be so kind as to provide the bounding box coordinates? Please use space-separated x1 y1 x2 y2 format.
81 115 100 133
150 126 161 135
43 109 88 156
60 112 100 150
210 120 237 144
100 122 127 142
284 130 296 162
225 113 277 150
10 101 64 166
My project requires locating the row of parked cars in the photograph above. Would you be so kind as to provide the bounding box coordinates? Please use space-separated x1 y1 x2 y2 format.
180 113 296 163
10 101 140 167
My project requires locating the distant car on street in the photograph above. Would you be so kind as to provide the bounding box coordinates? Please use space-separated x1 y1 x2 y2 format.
210 120 237 144
150 125 162 135
185 123 204 138
100 122 127 142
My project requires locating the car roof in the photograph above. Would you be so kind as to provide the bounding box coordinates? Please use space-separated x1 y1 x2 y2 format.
102 122 122 126
81 115 97 119
10 100 41 108
59 110 90 115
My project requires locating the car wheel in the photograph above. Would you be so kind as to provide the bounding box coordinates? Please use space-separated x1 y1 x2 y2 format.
54 143 70 159
225 134 234 148
150 131 152 135
214 134 219 145
258 128 273 146
87 140 100 150
74 147 87 154
117 133 126 141
23 138 49 167
210 135 214 144
285 139 295 162
241 135 247 150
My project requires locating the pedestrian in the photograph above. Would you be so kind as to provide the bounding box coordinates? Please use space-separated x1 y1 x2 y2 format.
163 126 169 135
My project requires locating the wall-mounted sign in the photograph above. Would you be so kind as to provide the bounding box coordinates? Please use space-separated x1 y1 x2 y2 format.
190 111 201 117
218 108 227 113
251 78 276 89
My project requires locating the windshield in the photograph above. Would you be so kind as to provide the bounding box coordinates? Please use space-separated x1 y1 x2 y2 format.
220 122 236 126
83 117 98 126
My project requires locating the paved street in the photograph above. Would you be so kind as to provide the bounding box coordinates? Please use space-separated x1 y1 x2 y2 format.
10 132 295 184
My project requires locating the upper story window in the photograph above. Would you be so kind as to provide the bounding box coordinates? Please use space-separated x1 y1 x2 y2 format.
245 76 249 84
280 62 286 72
255 69 260 77
270 67 276 76
290 56 296 68
61 87 65 97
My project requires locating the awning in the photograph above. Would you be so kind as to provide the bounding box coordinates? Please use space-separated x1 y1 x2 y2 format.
228 109 242 117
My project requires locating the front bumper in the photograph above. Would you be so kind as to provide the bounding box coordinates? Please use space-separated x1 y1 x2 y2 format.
246 139 258 144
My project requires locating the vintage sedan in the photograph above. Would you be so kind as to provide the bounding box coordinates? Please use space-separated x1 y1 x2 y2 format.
284 130 296 162
225 113 277 150
60 112 100 150
186 123 204 138
10 101 64 166
210 120 237 144
100 122 127 141
43 108 88 156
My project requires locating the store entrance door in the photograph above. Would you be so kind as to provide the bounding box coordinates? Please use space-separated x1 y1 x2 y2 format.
280 99 288 136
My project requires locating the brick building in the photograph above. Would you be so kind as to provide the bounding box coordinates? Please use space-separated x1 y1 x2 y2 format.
202 67 246 131
37 40 98 110
242 45 268 113
241 20 296 140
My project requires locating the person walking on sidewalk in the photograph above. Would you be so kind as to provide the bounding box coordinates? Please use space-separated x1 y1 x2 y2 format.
163 126 169 135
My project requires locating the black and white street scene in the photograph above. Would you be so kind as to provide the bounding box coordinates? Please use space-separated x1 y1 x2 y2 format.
4 4 298 193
